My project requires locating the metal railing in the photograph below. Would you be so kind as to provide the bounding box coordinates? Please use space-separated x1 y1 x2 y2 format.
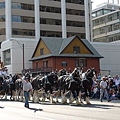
23 67 52 74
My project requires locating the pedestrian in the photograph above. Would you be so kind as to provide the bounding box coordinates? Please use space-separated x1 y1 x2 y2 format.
100 76 110 102
21 75 33 108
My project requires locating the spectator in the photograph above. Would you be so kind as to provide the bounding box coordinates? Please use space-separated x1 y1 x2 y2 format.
100 76 110 102
113 74 120 90
97 73 101 81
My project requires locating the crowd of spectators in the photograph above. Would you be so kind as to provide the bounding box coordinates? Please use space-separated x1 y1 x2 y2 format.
91 73 120 101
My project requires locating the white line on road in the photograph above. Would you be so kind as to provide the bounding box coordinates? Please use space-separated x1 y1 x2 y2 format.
22 114 55 120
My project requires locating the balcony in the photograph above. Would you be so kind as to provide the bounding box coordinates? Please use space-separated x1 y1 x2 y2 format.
23 67 52 74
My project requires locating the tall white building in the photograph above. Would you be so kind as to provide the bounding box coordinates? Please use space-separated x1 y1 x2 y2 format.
92 3 120 42
0 0 92 74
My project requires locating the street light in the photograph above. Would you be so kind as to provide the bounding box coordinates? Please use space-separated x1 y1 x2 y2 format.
10 38 25 72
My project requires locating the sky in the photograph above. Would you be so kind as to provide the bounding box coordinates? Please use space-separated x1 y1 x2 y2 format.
92 0 120 9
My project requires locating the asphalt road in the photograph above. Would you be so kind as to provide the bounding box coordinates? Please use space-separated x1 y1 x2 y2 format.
0 99 120 120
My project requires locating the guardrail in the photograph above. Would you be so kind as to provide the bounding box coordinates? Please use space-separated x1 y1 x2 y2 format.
22 67 52 74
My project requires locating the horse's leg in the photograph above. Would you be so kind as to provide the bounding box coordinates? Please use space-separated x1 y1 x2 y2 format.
84 88 89 104
49 87 56 104
12 90 16 101
55 90 60 102
85 88 91 105
61 90 67 104
10 89 12 100
85 85 92 105
78 91 84 104
75 90 82 105
32 90 38 103
4 92 7 100
19 90 24 102
69 91 74 103
14 90 17 101
32 90 35 102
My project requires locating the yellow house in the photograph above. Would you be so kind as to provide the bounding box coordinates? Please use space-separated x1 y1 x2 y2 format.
30 35 103 73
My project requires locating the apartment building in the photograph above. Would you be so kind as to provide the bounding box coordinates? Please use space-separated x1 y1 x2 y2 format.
0 0 92 74
0 0 92 43
92 3 120 42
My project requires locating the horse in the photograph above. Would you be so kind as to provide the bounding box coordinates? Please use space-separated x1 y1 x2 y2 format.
58 67 83 105
9 74 19 100
31 74 44 103
40 72 59 103
0 76 10 100
81 68 96 104
14 78 23 101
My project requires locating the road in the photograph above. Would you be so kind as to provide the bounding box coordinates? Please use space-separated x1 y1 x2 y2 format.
0 99 120 120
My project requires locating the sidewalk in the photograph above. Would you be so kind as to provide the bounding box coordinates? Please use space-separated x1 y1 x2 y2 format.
90 98 120 103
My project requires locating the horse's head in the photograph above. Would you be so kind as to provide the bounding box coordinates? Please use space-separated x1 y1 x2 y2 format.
86 68 96 78
72 67 82 77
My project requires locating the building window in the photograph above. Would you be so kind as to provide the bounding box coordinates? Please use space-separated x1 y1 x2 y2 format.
43 61 48 67
0 15 5 22
12 29 35 36
40 48 44 55
75 59 79 67
3 49 11 65
80 59 87 67
61 61 67 67
0 28 5 35
73 46 80 53
0 2 5 9
36 61 38 68
75 58 87 67
40 30 62 37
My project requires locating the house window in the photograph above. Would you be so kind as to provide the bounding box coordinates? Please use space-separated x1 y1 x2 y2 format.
75 59 79 67
80 59 87 67
73 46 80 53
40 48 44 55
75 58 87 67
36 62 38 68
61 61 67 67
43 60 48 67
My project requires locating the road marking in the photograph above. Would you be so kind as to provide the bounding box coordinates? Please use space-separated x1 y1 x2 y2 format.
23 114 55 120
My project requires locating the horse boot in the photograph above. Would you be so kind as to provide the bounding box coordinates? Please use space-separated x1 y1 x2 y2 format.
50 95 55 104
78 92 84 104
19 96 24 102
76 96 82 105
86 97 91 105
55 95 59 103
4 93 7 100
41 93 46 102
69 97 74 104
33 91 39 103
34 95 39 103
76 98 81 105
61 95 67 104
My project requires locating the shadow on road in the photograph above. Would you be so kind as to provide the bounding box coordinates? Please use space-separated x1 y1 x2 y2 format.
32 100 120 110
70 103 120 110
28 107 43 112
0 106 4 109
